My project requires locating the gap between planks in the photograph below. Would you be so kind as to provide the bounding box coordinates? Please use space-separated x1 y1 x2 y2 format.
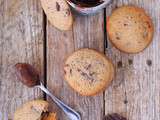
43 11 47 100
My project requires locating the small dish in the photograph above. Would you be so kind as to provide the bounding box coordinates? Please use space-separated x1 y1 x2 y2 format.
66 0 112 15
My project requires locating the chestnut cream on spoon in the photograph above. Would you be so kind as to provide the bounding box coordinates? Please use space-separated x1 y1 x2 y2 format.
14 63 81 120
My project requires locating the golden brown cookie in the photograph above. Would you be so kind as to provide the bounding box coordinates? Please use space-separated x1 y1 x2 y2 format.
40 0 73 31
14 100 57 120
64 48 114 96
107 6 154 53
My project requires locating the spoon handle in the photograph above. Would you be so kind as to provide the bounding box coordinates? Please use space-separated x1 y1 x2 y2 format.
37 82 81 120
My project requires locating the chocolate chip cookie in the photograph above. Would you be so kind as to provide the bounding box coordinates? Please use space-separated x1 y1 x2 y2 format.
64 48 114 96
41 0 73 30
14 100 57 120
107 6 154 53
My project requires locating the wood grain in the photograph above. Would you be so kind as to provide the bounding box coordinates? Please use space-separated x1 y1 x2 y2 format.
1 0 160 119
0 0 44 119
105 0 160 120
47 12 105 119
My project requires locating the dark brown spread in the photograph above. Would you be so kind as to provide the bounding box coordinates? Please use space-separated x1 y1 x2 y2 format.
14 63 40 87
70 0 104 7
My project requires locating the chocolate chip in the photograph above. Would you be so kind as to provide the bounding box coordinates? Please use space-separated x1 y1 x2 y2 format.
146 21 151 28
64 70 67 74
115 32 120 40
116 36 120 40
65 9 70 16
70 69 72 75
89 72 95 76
56 2 60 11
85 64 91 70
124 23 128 26
77 68 81 72
65 64 69 67
41 112 50 120
81 71 94 82
81 72 86 76
126 16 133 20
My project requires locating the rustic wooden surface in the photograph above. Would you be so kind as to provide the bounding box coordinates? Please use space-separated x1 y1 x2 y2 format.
0 0 160 120
0 0 44 119
105 0 160 120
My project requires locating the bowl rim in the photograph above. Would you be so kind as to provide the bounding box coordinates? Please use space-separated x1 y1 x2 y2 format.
66 0 112 14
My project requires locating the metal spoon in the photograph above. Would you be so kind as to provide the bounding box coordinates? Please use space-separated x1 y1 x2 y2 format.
14 63 81 120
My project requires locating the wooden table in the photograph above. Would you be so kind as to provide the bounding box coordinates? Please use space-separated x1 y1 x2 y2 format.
0 0 160 119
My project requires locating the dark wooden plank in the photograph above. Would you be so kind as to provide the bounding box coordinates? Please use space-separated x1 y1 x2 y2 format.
47 11 105 119
0 0 44 119
105 0 160 119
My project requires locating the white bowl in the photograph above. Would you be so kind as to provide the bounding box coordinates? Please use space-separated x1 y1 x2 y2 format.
66 0 112 15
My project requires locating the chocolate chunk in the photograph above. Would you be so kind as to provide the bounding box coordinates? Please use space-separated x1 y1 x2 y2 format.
81 71 95 82
64 70 67 74
115 32 120 40
77 68 81 72
14 63 40 87
65 9 70 16
65 64 69 67
41 112 49 120
85 64 91 70
56 2 60 11
89 72 95 76
116 36 120 40
70 69 72 75
124 23 128 26
104 113 127 120
146 21 151 28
